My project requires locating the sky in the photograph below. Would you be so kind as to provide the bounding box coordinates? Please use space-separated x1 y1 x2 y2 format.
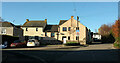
2 2 118 32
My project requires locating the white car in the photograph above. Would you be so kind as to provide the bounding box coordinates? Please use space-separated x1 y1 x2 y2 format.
27 39 40 47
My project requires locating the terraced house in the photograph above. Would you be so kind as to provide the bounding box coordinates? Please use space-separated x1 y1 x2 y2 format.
22 16 92 45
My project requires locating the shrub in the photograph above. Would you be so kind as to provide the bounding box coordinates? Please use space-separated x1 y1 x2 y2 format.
65 42 80 46
114 42 120 48
101 33 115 43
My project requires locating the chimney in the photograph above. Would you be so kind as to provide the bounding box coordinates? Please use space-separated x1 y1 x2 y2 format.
71 16 74 19
26 19 29 22
45 19 47 24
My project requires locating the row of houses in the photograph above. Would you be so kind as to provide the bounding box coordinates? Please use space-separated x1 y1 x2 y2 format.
0 16 92 45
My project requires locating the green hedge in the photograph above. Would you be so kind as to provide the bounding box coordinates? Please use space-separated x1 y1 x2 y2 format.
114 42 120 48
114 37 120 48
101 33 115 43
65 42 80 46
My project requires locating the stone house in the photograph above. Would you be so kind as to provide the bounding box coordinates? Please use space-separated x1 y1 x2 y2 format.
22 16 92 45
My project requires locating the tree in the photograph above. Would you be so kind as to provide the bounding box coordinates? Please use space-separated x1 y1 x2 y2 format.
98 24 112 35
99 24 115 43
112 20 120 38
112 20 120 43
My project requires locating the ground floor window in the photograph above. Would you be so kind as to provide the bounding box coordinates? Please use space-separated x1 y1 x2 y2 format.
35 36 39 40
51 32 55 37
76 36 79 40
68 36 70 40
45 32 47 36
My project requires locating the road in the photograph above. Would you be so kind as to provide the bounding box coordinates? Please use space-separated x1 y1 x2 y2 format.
2 43 120 63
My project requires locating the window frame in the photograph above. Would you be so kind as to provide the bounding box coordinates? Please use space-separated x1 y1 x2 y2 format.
1 28 6 34
76 36 79 40
26 28 28 31
68 27 71 31
45 32 47 36
68 36 70 40
63 27 67 31
51 32 55 37
36 28 38 31
76 27 79 30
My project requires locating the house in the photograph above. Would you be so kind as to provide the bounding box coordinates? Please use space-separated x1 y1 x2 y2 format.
0 21 23 46
22 16 92 45
0 21 23 38
93 33 101 41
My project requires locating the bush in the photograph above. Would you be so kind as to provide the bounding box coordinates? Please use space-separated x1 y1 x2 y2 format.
65 42 80 46
101 33 115 43
114 42 120 48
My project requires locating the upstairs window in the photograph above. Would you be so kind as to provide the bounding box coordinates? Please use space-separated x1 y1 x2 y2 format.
45 32 47 36
1 29 6 34
51 32 55 37
68 27 71 31
26 28 28 31
76 27 79 30
36 28 38 31
63 27 67 31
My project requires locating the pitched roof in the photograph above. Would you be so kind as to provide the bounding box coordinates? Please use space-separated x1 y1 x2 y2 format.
15 25 22 28
44 25 59 32
0 21 14 27
93 33 100 35
59 20 68 25
23 20 46 27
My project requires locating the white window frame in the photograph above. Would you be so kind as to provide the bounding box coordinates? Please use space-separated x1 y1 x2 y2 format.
1 28 6 34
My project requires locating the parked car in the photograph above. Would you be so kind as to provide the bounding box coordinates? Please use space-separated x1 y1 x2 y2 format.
27 39 40 47
10 40 27 47
1 41 8 48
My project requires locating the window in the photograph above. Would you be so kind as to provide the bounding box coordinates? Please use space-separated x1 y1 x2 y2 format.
35 36 39 40
1 29 6 34
68 27 71 31
76 27 79 30
26 28 28 31
51 32 55 37
68 36 70 40
45 32 47 36
36 28 38 31
63 27 67 31
76 36 79 40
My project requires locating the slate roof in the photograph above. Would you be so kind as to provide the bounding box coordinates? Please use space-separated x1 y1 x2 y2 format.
23 20 46 27
59 20 68 25
44 25 59 32
0 21 14 27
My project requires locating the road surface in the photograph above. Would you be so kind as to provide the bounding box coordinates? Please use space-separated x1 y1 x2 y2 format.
2 43 120 63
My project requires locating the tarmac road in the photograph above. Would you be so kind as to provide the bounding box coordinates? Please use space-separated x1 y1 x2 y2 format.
1 43 120 63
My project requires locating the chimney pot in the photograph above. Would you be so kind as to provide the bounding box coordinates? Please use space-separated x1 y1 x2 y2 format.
45 19 47 23
71 16 74 19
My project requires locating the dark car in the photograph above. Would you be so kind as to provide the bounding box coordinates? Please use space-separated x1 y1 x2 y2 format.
10 40 27 47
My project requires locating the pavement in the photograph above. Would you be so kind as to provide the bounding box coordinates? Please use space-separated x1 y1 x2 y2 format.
1 42 120 63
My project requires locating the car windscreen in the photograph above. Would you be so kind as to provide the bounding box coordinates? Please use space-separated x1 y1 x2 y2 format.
28 40 35 42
